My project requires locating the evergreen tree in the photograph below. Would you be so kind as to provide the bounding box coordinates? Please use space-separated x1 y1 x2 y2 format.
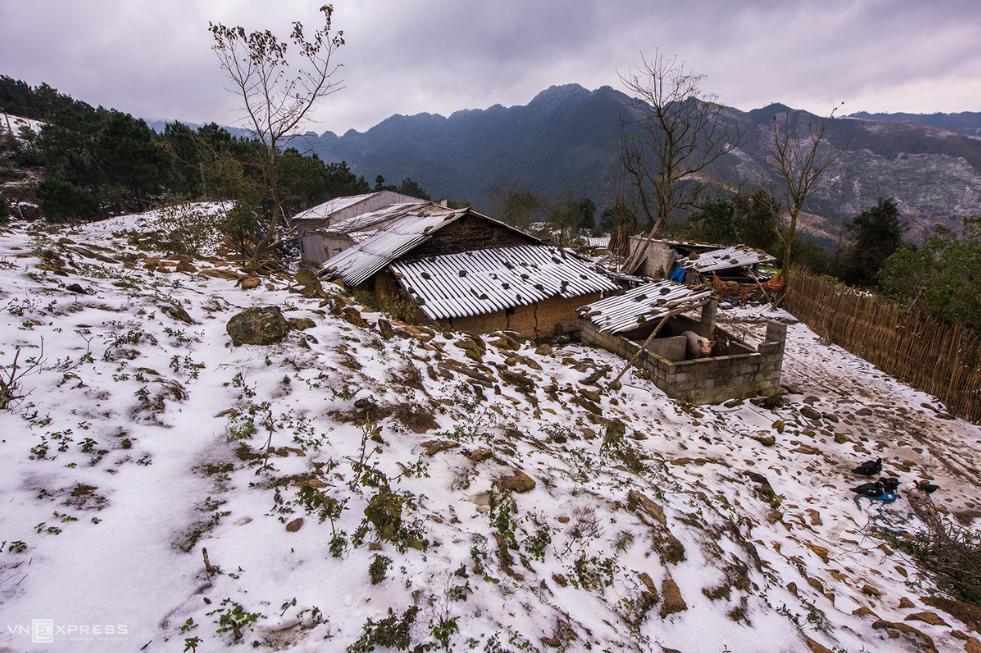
733 187 779 253
840 197 905 287
878 216 981 331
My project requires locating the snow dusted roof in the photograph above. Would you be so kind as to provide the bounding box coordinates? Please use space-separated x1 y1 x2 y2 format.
292 193 378 222
390 245 619 320
680 245 775 273
325 202 433 239
321 205 464 286
292 191 429 224
578 280 713 334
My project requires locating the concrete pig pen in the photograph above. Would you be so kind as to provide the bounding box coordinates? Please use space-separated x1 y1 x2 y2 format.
581 306 787 404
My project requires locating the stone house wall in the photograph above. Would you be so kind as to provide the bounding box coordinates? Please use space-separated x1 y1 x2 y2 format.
581 318 787 404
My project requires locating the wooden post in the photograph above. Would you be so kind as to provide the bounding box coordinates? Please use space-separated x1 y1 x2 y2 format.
607 303 704 391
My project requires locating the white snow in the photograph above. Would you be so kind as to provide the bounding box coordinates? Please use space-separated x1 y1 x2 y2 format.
1 212 979 653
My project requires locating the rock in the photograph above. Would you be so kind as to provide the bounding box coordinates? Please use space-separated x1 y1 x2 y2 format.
288 317 316 330
628 490 667 526
419 440 460 456
286 517 304 532
965 636 981 653
899 597 916 609
377 318 393 339
161 303 194 324
862 584 882 597
240 276 261 290
499 369 535 392
489 335 520 351
856 407 873 416
498 470 536 493
637 572 657 594
871 619 938 653
552 573 567 587
659 577 687 617
66 283 87 294
656 532 686 565
198 268 242 281
226 306 291 345
805 637 833 653
752 434 776 446
852 606 879 619
535 344 553 356
453 337 485 361
176 261 197 273
469 448 493 462
905 611 950 627
922 595 981 632
806 543 830 563
800 405 822 420
341 305 368 328
539 637 561 648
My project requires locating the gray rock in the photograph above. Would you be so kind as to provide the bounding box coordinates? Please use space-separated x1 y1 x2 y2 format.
226 306 291 345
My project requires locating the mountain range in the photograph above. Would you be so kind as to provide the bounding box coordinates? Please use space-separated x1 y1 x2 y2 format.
291 84 981 245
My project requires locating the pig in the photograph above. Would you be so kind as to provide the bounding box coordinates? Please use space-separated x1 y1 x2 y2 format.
682 331 716 359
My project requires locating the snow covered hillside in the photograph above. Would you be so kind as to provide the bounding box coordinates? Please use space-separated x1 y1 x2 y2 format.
1 212 980 653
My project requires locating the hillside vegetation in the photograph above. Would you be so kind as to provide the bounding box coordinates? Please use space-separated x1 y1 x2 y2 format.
2 211 981 652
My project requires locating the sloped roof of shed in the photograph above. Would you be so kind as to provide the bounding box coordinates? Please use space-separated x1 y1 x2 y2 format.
389 245 619 320
321 206 543 287
679 245 775 273
577 280 713 334
292 193 378 222
325 202 432 238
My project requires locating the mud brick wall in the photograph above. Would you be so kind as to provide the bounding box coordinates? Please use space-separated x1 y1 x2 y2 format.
368 266 601 339
581 319 787 404
447 310 508 335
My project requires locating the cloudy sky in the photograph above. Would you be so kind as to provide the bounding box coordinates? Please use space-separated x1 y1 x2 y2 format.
3 0 980 134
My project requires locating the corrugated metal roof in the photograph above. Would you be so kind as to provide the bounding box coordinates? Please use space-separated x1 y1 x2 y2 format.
292 193 377 222
680 245 775 273
390 245 619 320
321 206 462 286
577 280 713 334
325 202 430 236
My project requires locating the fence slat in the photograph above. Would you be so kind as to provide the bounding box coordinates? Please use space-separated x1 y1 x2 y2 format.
784 268 981 424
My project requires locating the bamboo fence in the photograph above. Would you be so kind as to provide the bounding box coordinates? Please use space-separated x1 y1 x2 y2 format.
783 268 981 424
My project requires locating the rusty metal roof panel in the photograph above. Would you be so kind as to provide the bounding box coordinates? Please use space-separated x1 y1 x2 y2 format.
577 280 713 334
680 245 775 273
389 245 619 320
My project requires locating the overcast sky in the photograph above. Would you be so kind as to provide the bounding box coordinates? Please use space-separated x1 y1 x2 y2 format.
3 0 980 134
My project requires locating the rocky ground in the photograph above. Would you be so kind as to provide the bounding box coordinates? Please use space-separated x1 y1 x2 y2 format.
1 210 980 653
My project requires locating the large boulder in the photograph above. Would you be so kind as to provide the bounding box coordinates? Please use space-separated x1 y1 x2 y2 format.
226 306 291 345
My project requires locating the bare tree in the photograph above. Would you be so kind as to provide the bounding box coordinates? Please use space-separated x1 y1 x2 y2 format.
761 105 852 293
210 5 344 271
538 186 595 247
618 50 742 272
484 179 541 230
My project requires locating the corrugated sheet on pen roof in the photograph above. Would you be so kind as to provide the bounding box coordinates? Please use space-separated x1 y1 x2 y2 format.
680 245 775 273
389 245 619 320
577 280 713 334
